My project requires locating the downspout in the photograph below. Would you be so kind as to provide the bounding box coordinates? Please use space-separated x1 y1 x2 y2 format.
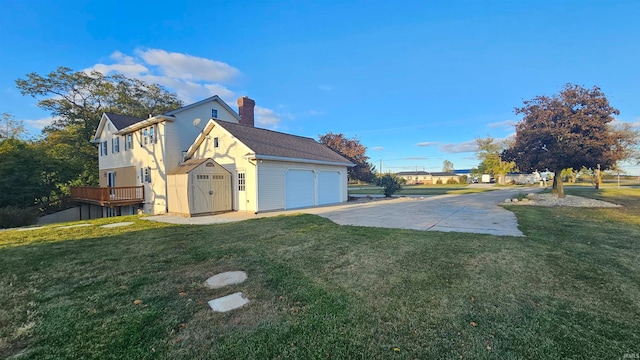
253 159 259 214
161 122 168 213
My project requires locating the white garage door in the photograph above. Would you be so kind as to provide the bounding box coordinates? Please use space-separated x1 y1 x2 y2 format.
285 169 315 209
318 171 340 205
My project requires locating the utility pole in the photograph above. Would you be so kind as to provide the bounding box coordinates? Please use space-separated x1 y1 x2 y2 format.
595 164 601 190
379 159 382 174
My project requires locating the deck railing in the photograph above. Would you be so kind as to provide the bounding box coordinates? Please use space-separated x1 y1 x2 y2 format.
70 186 145 205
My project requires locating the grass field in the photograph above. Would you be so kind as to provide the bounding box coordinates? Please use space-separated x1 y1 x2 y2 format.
1 188 639 359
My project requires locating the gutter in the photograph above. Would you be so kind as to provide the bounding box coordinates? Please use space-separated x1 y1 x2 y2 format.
114 115 176 135
243 154 355 167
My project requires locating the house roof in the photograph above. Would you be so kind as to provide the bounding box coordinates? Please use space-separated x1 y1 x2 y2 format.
93 96 240 142
186 119 354 167
164 95 241 121
104 112 146 130
396 171 430 176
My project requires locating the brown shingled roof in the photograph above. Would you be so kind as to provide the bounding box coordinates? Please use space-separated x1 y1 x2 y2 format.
215 121 353 166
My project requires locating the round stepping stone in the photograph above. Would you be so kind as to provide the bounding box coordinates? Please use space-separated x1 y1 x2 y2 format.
208 292 249 312
204 271 247 289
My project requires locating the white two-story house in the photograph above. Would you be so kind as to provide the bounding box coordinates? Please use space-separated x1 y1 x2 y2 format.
71 96 353 218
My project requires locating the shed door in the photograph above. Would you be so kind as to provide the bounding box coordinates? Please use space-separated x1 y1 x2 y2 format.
211 174 232 212
285 169 315 209
318 171 340 205
192 174 212 214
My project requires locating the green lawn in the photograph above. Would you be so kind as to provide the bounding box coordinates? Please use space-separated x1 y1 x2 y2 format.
1 188 639 359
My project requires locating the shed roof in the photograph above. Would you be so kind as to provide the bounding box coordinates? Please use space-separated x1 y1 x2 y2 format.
167 158 213 175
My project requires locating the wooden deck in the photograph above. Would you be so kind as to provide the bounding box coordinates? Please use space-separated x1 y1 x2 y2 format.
70 186 145 206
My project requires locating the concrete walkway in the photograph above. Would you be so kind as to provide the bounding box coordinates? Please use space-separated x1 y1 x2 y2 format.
145 187 544 236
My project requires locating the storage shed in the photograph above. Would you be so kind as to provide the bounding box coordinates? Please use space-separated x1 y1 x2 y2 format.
167 158 232 216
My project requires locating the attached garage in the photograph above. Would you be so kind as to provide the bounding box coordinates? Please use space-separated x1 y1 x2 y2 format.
167 158 232 216
184 119 355 213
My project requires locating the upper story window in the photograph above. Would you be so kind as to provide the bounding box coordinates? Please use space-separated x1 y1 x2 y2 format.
142 125 157 146
100 141 108 156
149 126 156 144
112 137 120 153
211 109 218 118
214 137 219 148
125 134 133 150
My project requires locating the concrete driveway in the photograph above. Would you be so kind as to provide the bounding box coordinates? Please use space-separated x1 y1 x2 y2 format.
305 187 543 236
147 187 544 236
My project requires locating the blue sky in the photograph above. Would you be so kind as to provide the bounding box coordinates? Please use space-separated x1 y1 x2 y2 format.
1 0 639 174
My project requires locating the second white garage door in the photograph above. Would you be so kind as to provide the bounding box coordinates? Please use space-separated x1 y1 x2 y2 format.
317 171 340 205
285 169 315 209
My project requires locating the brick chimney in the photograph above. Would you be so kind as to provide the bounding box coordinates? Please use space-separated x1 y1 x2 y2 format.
237 96 255 127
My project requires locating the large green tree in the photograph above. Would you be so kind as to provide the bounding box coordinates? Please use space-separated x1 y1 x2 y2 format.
318 132 375 182
16 67 184 187
473 136 515 185
503 84 637 197
0 138 56 208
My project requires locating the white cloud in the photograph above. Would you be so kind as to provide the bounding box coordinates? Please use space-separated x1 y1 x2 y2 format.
439 140 477 153
24 117 55 130
416 141 438 147
88 50 239 104
85 48 282 127
403 156 428 160
487 120 517 129
255 106 281 127
371 146 384 151
612 119 640 128
135 49 240 83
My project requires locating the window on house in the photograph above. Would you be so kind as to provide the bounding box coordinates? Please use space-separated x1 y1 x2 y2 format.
125 134 133 150
144 167 151 183
101 141 108 156
143 129 149 145
211 109 218 118
112 137 120 153
238 172 246 191
149 126 156 144
214 137 219 148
